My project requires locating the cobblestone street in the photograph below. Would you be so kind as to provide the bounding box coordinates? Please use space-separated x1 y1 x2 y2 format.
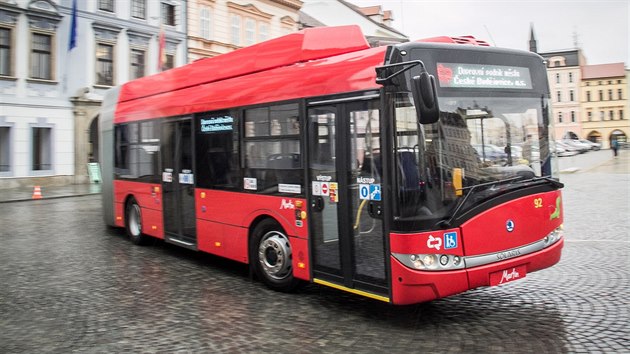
1 151 628 353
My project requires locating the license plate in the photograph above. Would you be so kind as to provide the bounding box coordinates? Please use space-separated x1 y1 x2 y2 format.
490 265 527 286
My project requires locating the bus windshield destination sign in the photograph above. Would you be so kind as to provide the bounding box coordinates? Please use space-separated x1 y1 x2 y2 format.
437 62 532 89
200 115 234 133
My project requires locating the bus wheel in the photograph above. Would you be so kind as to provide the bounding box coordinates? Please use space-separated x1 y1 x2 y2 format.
125 198 147 245
251 219 299 292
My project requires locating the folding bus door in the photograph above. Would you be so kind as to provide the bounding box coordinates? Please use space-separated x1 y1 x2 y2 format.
161 118 197 248
307 98 388 299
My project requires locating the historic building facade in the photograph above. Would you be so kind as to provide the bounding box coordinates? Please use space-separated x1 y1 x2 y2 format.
539 49 586 141
532 27 628 148
0 0 187 188
580 63 629 148
299 0 407 47
187 0 302 61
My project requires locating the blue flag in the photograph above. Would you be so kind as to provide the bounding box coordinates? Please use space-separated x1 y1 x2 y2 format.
68 0 77 51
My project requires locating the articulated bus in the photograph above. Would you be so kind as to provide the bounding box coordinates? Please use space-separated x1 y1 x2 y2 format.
100 26 564 305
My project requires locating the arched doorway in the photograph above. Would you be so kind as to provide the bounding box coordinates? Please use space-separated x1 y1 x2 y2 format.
563 131 579 140
89 115 100 163
610 129 627 147
586 130 602 144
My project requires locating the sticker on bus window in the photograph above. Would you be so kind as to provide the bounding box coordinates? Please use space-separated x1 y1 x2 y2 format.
320 182 330 197
359 184 370 200
312 181 322 196
244 178 257 190
369 184 381 201
162 172 172 183
279 184 301 194
329 183 338 203
179 173 194 185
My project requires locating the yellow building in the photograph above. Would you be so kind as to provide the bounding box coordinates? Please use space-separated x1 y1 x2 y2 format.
580 63 629 148
187 0 303 61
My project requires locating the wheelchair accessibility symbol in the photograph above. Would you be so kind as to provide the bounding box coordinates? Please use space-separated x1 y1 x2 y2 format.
369 184 381 201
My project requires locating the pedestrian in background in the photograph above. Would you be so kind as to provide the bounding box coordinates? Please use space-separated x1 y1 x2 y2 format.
610 139 619 157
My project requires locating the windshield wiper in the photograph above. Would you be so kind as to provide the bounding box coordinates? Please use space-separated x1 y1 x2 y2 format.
530 176 564 188
436 175 563 228
436 176 523 229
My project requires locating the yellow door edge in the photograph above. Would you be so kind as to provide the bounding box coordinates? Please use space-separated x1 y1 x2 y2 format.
314 278 390 303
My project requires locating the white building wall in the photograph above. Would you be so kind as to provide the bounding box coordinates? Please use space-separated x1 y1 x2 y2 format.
0 0 188 188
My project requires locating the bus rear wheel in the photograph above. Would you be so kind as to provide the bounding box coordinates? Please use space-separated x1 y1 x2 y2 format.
125 198 148 245
251 219 299 292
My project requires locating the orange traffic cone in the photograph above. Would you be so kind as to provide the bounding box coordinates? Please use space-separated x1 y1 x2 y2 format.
32 186 42 199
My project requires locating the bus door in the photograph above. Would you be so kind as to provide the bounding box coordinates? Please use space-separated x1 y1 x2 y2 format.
307 98 388 298
161 118 197 248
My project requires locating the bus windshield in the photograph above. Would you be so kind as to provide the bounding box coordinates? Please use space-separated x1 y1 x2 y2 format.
393 93 558 229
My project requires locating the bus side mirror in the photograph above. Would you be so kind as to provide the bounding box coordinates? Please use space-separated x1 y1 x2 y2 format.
411 73 440 124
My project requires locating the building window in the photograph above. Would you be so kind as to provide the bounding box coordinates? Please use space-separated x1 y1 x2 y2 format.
162 3 176 26
620 110 624 120
200 7 212 40
163 54 174 70
131 0 146 19
230 15 241 46
568 72 573 83
98 0 114 12
609 110 614 120
0 27 11 76
32 127 52 171
569 90 574 101
586 91 591 102
598 90 603 101
244 18 255 46
0 126 10 173
618 89 623 100
555 73 560 84
30 33 52 80
587 111 592 122
130 48 145 79
558 112 563 123
258 23 269 42
96 43 114 86
608 89 613 100
556 91 561 102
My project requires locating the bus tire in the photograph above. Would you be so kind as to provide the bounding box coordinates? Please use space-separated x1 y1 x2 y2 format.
250 219 299 292
125 197 148 245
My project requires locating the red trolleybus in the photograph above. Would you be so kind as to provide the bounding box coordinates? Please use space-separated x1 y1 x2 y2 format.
100 26 564 305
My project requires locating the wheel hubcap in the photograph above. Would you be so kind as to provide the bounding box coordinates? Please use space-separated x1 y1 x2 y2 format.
129 204 141 236
258 231 292 280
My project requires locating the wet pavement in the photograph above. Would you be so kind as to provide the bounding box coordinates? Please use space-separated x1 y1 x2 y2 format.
0 151 628 353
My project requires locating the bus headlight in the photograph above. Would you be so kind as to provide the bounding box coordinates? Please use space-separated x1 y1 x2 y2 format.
393 253 466 271
544 225 564 247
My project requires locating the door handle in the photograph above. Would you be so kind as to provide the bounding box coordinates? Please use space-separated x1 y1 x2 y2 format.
367 201 383 219
311 196 324 212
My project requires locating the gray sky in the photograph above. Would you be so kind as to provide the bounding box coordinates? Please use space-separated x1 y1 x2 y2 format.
350 0 629 65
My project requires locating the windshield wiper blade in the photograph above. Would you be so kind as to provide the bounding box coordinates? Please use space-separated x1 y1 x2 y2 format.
530 176 564 188
436 176 524 229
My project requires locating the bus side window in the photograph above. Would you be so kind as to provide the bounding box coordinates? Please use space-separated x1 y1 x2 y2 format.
243 103 302 195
